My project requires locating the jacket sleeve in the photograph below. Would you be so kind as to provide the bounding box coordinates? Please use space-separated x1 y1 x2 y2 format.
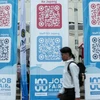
69 63 80 98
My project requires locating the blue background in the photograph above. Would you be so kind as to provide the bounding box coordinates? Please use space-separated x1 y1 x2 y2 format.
83 0 100 69
30 75 62 100
0 0 18 68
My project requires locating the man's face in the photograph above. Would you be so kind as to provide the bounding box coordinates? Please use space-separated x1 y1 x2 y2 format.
61 53 69 61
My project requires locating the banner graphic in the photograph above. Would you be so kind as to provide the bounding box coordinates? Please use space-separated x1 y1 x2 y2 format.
83 0 100 99
30 0 69 100
0 0 18 100
20 0 28 99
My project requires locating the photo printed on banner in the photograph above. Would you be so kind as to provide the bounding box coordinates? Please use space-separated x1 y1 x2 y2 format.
37 4 62 29
37 36 62 62
0 4 12 28
90 36 100 61
0 37 11 62
89 2 100 27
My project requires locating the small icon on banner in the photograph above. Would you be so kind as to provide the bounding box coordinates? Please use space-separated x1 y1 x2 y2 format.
21 29 25 38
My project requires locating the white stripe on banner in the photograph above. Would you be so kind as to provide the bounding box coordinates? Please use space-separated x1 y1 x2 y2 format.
20 0 28 100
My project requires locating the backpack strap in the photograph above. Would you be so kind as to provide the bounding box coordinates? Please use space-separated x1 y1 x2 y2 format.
67 61 77 77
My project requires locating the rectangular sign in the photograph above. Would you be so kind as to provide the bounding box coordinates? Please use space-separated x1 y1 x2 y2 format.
30 0 69 100
83 0 100 99
0 0 18 100
85 74 100 100
30 75 62 99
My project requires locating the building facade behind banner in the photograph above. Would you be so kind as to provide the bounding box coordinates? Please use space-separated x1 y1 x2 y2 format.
30 0 69 100
83 0 100 100
0 0 18 100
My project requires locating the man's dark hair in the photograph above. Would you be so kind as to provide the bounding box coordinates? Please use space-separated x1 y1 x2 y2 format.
72 54 75 59
60 47 72 56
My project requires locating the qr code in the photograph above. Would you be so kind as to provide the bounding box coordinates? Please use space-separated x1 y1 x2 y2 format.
0 4 12 28
90 36 100 61
89 2 100 27
37 4 62 29
37 36 62 62
0 37 11 62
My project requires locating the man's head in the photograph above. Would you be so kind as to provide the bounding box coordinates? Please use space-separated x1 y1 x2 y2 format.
60 47 73 61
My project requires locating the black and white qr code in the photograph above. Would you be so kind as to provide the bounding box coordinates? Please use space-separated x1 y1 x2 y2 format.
0 37 11 62
90 36 100 61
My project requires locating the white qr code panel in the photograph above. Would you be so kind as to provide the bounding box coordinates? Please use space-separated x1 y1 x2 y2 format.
90 36 100 61
0 4 12 28
89 2 100 27
0 37 11 62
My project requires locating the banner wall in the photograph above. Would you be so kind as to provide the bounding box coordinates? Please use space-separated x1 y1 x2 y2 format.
30 0 69 100
0 0 18 100
83 0 100 100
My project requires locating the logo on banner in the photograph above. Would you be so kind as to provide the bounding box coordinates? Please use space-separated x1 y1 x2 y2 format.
90 77 100 95
0 77 11 96
20 29 26 52
21 29 25 38
35 78 48 92
34 77 62 96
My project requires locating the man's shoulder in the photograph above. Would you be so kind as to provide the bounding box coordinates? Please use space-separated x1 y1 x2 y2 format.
69 61 79 70
68 61 77 66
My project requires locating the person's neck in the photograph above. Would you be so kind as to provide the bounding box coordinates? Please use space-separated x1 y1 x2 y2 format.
67 57 72 60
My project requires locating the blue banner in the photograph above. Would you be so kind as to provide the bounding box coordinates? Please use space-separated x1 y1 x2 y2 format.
20 0 28 99
83 0 100 68
83 0 100 99
0 0 18 100
30 75 62 100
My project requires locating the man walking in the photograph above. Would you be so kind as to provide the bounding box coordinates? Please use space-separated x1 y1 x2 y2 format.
57 47 80 100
